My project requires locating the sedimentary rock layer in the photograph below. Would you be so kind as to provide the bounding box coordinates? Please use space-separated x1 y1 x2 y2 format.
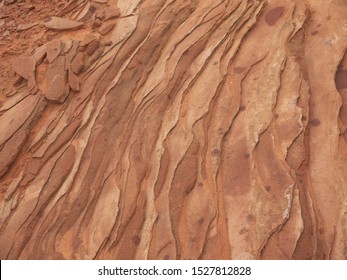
0 0 346 260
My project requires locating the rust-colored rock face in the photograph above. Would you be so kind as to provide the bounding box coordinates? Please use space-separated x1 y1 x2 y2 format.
0 0 346 260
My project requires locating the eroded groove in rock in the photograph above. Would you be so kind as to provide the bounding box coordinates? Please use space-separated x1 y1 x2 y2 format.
0 0 346 260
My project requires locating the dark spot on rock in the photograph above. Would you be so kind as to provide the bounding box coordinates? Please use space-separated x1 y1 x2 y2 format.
198 182 204 187
318 228 324 235
198 217 204 225
335 70 347 90
89 6 97 13
163 255 170 260
212 149 220 156
38 209 44 217
317 24 322 28
77 45 86 52
213 61 218 65
244 153 250 159
265 186 271 192
239 105 246 111
311 31 319 36
105 41 113 46
132 235 141 245
295 56 302 62
92 19 102 29
246 214 255 222
302 116 307 121
274 113 279 119
85 40 100 55
183 49 190 56
234 67 245 73
310 119 321 127
239 228 247 235
327 16 331 20
265 7 285 26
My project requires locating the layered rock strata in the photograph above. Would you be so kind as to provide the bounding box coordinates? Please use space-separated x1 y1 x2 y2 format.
0 0 347 260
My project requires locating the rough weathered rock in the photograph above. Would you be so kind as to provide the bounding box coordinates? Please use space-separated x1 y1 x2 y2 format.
0 0 347 261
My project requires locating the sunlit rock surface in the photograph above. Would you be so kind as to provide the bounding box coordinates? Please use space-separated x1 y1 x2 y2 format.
0 0 346 260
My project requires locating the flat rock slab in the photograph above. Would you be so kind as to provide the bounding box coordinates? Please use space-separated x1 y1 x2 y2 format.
12 56 35 80
68 69 80 92
98 23 115 35
104 7 120 20
70 52 85 74
44 16 84 31
43 56 69 103
12 56 37 92
17 22 38 31
46 40 62 63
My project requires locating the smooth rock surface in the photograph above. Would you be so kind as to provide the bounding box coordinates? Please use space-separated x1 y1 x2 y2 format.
44 16 84 31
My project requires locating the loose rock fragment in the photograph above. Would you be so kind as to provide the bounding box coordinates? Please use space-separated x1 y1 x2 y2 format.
71 52 85 74
64 40 73 53
44 16 84 31
68 69 80 92
13 56 35 80
32 45 47 65
46 40 62 63
43 56 69 103
12 56 37 92
85 40 100 55
98 23 115 35
92 0 108 3
104 7 120 20
80 33 100 47
17 22 38 31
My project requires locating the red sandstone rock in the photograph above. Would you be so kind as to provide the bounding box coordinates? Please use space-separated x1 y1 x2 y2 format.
70 52 85 74
42 56 68 103
98 22 114 35
0 0 347 261
44 16 84 31
104 7 120 20
46 40 62 63
17 22 38 31
12 56 37 92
